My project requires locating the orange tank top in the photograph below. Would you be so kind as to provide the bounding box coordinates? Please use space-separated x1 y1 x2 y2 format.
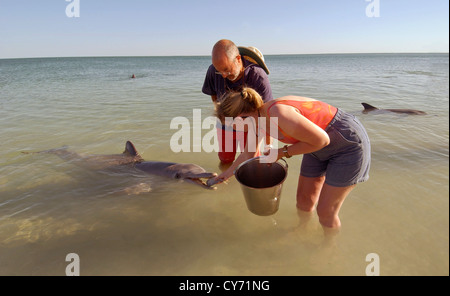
266 100 338 144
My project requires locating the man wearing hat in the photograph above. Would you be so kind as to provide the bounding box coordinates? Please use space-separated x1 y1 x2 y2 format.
202 39 273 164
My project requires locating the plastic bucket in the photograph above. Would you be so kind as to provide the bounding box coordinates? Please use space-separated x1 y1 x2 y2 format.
235 157 288 216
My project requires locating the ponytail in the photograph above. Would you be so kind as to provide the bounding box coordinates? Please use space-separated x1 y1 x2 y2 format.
215 87 264 121
240 87 264 109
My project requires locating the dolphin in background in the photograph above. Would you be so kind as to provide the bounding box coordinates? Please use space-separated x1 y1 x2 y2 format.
362 103 427 115
23 141 217 190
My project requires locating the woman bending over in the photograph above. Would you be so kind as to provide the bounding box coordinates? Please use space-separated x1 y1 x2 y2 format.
210 87 371 229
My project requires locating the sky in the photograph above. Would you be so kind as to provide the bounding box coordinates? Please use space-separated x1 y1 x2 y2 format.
0 0 448 58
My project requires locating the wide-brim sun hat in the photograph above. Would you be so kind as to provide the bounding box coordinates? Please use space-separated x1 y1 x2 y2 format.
238 46 270 75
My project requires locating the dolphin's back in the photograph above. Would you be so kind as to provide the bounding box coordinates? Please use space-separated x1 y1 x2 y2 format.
384 108 427 115
362 102 426 115
134 161 179 178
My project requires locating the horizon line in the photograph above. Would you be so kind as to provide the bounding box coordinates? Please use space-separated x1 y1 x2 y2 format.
1 51 448 60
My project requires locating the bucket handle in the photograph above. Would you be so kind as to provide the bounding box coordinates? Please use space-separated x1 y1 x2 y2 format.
278 157 288 170
234 156 289 175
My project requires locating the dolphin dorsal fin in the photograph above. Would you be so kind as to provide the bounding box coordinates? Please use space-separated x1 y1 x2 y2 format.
124 141 140 157
362 103 378 110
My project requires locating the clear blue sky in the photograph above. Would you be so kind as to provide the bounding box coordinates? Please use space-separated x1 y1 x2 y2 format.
0 0 448 58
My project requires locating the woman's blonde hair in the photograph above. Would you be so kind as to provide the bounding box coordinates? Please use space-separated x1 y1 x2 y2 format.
215 87 264 122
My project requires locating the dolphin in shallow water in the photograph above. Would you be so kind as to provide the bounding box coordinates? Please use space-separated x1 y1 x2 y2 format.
362 103 427 115
23 141 217 190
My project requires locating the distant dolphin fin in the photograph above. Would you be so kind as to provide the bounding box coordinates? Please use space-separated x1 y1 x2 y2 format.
362 103 379 110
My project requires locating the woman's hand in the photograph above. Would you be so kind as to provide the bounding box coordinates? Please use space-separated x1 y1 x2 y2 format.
207 143 263 188
206 171 233 187
262 146 283 162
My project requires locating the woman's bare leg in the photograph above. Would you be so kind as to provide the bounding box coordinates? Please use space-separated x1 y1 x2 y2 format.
296 175 325 212
316 183 356 229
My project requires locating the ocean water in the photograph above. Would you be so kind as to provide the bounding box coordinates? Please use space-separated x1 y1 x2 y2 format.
0 54 448 276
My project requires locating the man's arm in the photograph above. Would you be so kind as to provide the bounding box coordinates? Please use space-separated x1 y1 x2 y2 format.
202 65 219 103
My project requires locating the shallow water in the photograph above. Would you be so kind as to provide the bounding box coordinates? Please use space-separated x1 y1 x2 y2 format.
0 54 448 275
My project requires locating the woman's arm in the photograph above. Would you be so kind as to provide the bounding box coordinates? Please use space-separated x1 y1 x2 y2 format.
213 150 256 184
208 122 264 185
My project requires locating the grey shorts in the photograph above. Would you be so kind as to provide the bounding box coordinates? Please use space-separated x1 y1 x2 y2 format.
300 109 371 187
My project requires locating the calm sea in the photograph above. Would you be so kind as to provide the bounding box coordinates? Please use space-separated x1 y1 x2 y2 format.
0 54 448 276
